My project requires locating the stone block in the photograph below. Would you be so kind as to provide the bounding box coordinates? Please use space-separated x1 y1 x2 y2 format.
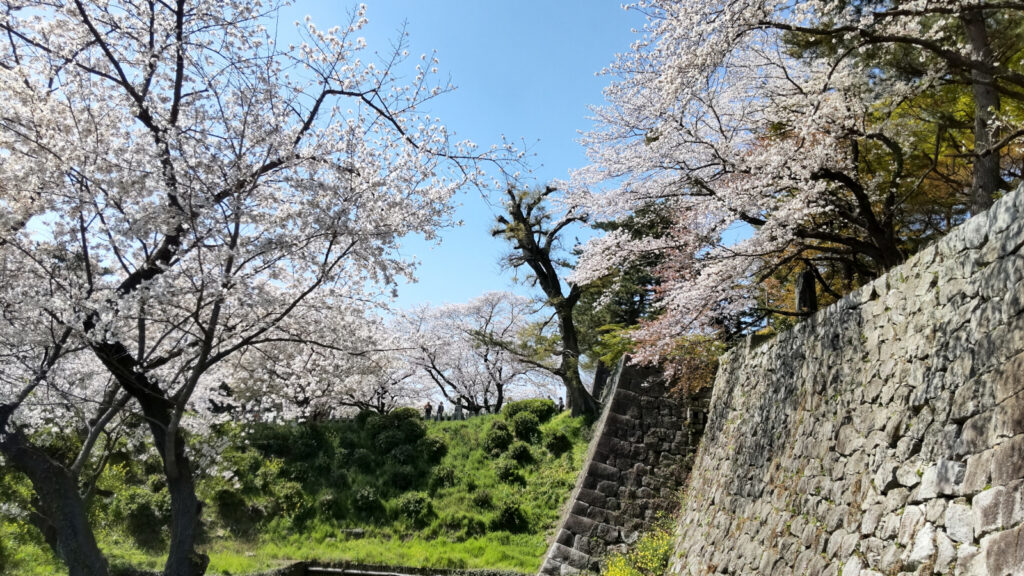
837 424 864 456
563 513 597 537
962 449 993 495
596 480 619 497
990 434 1024 485
955 544 984 576
577 488 606 508
982 524 1024 576
944 502 974 543
897 506 925 546
972 486 1008 537
934 529 955 574
903 521 935 569
588 461 621 482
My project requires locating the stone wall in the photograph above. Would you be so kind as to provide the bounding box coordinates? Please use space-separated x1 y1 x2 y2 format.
670 186 1024 575
539 363 711 576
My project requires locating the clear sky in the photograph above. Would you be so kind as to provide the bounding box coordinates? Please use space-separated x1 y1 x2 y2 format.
281 1 645 309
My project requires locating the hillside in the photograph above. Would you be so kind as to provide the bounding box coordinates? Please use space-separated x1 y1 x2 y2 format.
0 401 589 575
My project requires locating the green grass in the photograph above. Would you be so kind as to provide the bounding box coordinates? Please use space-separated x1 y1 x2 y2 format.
1 402 589 575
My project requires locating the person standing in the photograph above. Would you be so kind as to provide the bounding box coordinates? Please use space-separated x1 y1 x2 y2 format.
557 397 564 412
454 403 464 421
424 402 433 420
436 403 445 421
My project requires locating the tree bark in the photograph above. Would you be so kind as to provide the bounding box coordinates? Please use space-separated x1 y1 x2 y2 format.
962 10 1001 212
555 298 599 421
0 416 109 576
131 389 208 576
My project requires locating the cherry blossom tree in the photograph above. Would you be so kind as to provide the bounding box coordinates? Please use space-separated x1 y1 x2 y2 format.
403 292 557 415
571 0 1023 362
0 2 506 574
209 318 427 419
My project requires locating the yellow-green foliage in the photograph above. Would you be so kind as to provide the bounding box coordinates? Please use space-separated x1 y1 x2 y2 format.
601 519 675 576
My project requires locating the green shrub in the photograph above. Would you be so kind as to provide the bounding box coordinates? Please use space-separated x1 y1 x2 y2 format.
483 421 513 454
502 398 557 423
108 485 170 550
390 406 422 421
510 412 540 442
394 491 434 525
389 443 418 465
490 501 529 533
354 409 377 428
543 431 573 456
316 490 348 519
374 428 407 453
430 465 456 491
350 448 375 471
214 487 263 532
471 490 494 509
418 436 448 463
493 459 524 485
352 486 383 516
507 441 533 464
384 463 419 491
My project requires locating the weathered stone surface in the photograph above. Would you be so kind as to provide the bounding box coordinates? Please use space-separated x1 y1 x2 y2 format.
944 502 974 543
663 186 1024 576
903 521 935 568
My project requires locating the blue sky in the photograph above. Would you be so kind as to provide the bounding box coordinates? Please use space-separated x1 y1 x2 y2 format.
281 2 645 308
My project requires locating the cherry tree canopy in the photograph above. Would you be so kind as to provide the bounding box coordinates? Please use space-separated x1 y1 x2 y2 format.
403 291 558 414
571 0 1024 360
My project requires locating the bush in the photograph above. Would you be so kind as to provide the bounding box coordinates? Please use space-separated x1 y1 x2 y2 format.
389 444 418 465
352 486 383 516
316 490 348 519
418 436 448 463
490 501 529 533
483 421 513 454
507 441 533 464
543 431 573 456
471 490 494 509
354 409 377 428
390 406 422 421
394 491 434 525
502 398 557 423
109 486 170 550
213 487 263 533
373 428 406 454
383 463 419 492
493 459 525 485
430 465 456 491
350 448 375 471
510 411 540 442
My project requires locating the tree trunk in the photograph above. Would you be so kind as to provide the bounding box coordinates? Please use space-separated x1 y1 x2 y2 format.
590 361 612 403
556 303 599 421
135 400 208 576
962 10 1001 213
0 421 109 576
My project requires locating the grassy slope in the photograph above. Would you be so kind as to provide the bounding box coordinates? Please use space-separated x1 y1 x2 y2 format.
0 406 588 575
